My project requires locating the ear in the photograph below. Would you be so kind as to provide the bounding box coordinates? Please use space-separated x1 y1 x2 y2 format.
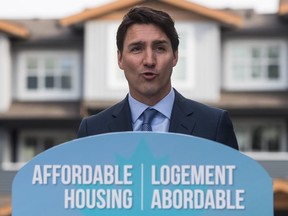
117 50 124 70
173 50 178 67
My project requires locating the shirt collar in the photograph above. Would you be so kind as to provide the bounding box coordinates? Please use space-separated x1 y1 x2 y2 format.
128 88 175 123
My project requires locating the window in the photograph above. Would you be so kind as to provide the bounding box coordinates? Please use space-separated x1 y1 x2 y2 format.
2 130 75 170
224 40 288 90
17 51 80 100
233 119 287 159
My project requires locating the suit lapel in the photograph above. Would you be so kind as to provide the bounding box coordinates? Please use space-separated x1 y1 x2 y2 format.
108 96 133 132
106 91 196 134
169 90 196 135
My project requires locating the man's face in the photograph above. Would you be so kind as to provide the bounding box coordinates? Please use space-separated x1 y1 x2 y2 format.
118 24 178 106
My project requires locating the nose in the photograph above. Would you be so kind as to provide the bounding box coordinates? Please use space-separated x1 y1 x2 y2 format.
143 49 156 68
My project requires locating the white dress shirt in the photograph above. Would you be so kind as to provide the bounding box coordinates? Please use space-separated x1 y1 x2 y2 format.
128 88 175 132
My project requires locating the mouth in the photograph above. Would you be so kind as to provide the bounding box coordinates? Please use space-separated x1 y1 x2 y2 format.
141 72 157 80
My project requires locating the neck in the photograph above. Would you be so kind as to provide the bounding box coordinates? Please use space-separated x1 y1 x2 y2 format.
130 88 172 106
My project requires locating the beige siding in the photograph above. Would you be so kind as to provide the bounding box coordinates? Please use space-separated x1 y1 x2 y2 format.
181 22 220 102
0 34 11 112
84 20 127 101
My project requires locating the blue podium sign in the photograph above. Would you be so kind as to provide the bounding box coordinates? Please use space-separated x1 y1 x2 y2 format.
13 132 273 215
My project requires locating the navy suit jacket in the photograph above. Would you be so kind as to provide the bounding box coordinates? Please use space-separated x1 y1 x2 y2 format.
77 90 239 150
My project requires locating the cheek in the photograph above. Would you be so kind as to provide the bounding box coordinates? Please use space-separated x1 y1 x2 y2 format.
123 64 138 81
122 58 141 73
162 59 176 74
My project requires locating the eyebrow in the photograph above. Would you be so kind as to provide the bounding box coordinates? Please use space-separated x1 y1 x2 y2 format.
128 40 169 48
153 40 169 46
128 41 145 48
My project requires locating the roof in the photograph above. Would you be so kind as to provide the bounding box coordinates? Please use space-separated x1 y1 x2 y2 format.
219 92 288 109
60 0 243 28
279 0 288 16
8 19 83 45
210 92 288 116
0 20 29 39
274 179 288 194
0 195 11 216
0 206 11 216
223 10 288 36
0 102 81 120
274 179 288 210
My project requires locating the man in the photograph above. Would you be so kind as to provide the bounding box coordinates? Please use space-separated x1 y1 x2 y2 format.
77 6 239 150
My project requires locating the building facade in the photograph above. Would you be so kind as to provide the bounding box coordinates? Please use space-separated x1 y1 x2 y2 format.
1 0 288 215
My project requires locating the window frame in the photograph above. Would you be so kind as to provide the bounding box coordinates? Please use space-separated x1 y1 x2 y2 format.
16 50 81 100
2 130 75 171
223 39 288 91
233 118 288 160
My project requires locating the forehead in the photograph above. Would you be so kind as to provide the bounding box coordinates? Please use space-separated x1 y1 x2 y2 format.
124 24 170 45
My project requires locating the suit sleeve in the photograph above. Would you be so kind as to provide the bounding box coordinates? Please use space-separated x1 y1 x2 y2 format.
77 118 88 138
216 111 239 150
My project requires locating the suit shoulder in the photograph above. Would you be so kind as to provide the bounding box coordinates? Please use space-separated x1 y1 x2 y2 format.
84 99 126 123
191 100 224 115
175 91 225 116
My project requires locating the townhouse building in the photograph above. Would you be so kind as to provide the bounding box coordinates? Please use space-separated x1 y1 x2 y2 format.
1 0 287 215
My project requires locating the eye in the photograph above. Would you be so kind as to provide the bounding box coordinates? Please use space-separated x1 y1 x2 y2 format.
155 46 167 53
157 46 166 51
130 46 142 53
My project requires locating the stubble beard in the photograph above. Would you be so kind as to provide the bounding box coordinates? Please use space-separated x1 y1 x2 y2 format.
129 80 171 106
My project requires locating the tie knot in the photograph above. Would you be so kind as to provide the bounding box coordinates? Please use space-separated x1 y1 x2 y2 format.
143 108 158 124
141 108 158 131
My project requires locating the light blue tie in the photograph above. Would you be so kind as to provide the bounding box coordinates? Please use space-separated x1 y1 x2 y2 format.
141 108 158 131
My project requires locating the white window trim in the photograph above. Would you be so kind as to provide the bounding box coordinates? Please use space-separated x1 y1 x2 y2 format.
2 130 75 171
245 152 288 161
223 39 288 91
16 50 81 101
234 118 288 160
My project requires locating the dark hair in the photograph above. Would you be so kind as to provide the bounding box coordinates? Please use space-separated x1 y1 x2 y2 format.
116 6 179 53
